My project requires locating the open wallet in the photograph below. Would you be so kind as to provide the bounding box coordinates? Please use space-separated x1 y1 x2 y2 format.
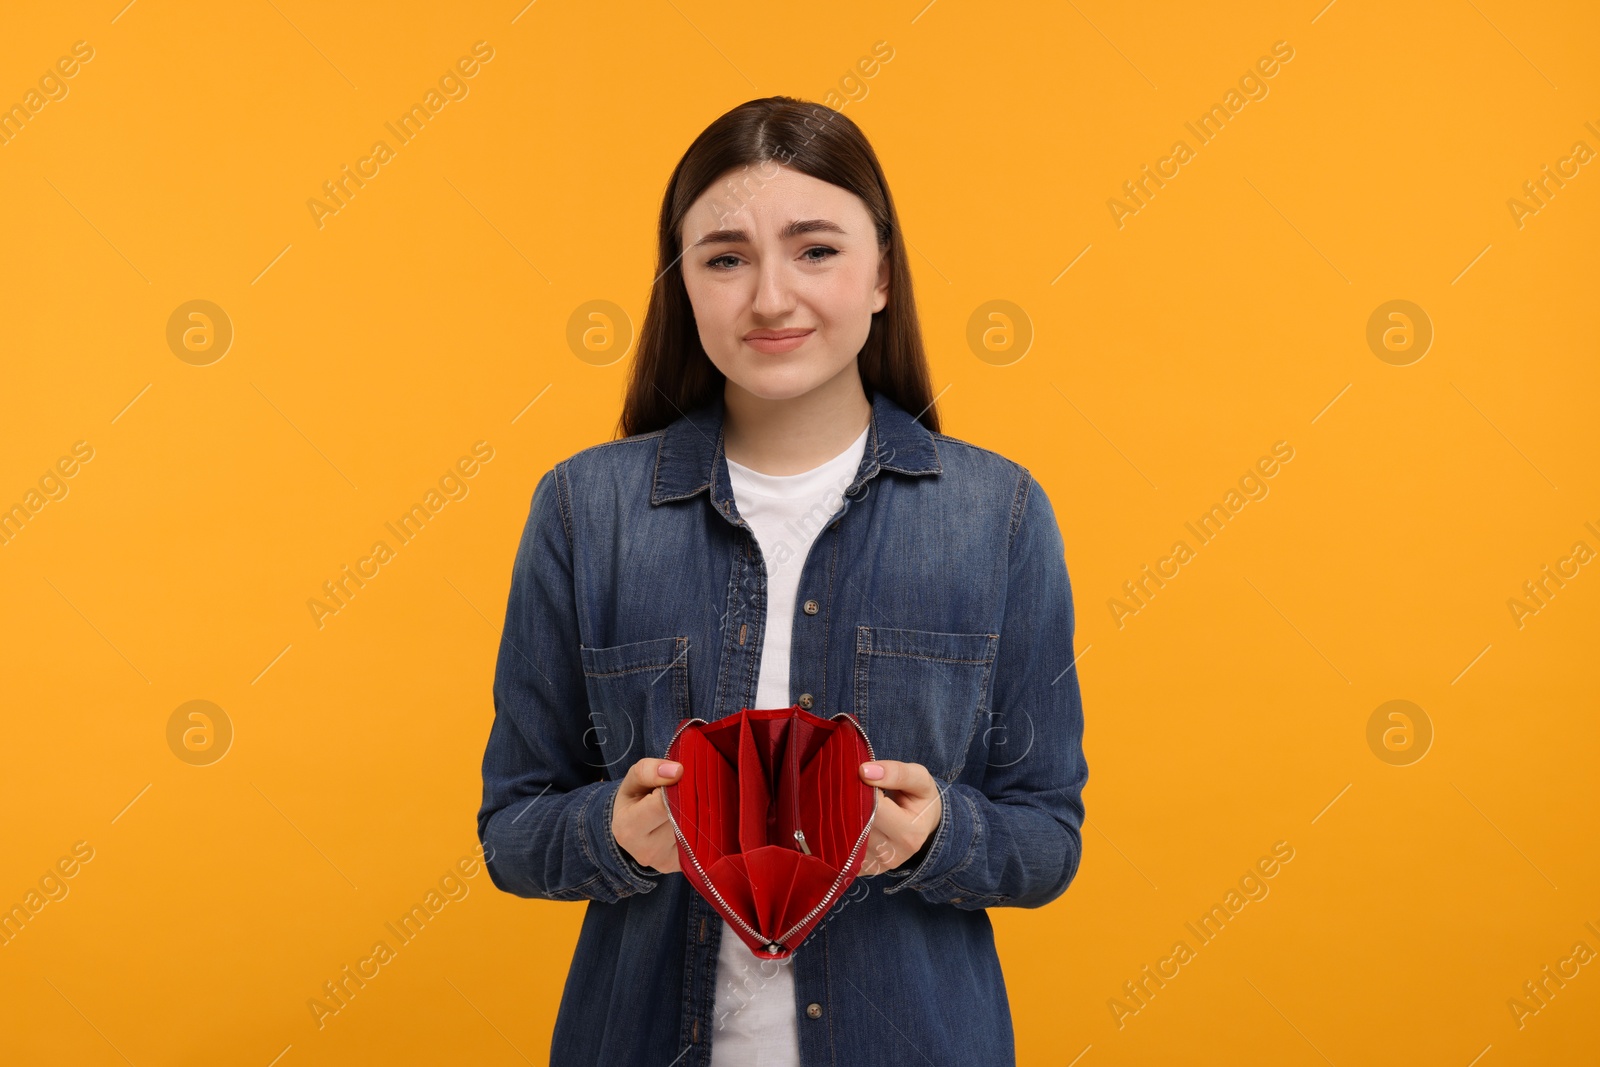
660 705 877 959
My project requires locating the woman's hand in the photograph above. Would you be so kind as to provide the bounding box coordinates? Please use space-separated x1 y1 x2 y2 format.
857 760 943 876
611 758 684 875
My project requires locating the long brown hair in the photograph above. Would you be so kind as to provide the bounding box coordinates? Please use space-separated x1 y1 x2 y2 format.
616 96 940 438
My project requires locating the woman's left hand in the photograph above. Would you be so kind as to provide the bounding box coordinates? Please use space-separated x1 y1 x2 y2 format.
856 760 943 876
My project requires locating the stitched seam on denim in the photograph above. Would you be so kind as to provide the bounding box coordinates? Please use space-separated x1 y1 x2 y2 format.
671 637 690 727
568 430 664 463
945 795 1000 899
678 902 702 1053
929 783 960 877
574 783 609 894
652 473 710 505
863 409 881 490
852 626 870 757
823 924 837 1065
957 635 1002 778
1006 467 1031 554
650 423 710 504
877 409 941 476
942 868 1006 902
623 852 657 879
699 914 722 1057
650 434 666 502
552 462 575 553
946 787 984 880
932 432 1028 471
656 484 711 505
947 636 1001 782
582 662 678 678
817 528 841 716
711 537 742 720
548 872 605 900
719 424 765 715
742 517 763 710
864 648 996 664
915 784 977 892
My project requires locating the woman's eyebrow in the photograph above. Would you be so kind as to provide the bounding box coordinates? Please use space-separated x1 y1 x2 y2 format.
691 219 848 247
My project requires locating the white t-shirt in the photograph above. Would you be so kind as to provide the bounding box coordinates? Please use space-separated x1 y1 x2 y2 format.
709 423 870 1066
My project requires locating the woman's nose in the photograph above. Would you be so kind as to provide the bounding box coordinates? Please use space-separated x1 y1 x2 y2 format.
750 262 796 318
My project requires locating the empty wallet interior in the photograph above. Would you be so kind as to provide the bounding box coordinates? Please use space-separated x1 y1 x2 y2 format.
672 708 872 940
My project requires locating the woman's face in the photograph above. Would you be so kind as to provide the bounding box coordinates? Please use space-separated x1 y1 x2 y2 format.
679 163 889 402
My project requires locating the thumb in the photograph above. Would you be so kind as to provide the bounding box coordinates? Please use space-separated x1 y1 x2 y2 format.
620 758 683 800
860 759 906 789
860 759 935 799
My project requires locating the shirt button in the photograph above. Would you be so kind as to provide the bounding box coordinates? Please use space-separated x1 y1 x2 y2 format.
803 599 819 615
798 693 814 709
806 1002 823 1019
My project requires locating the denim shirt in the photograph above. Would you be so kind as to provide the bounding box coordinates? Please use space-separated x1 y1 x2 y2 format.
476 387 1088 1066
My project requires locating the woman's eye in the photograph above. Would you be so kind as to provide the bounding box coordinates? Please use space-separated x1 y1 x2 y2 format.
706 247 837 270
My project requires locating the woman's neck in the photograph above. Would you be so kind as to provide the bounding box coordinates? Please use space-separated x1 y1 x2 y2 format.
721 367 872 476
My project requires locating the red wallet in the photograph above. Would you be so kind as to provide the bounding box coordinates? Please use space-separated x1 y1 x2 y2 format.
661 705 877 959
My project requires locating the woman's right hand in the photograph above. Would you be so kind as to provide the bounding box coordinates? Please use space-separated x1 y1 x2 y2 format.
611 758 684 875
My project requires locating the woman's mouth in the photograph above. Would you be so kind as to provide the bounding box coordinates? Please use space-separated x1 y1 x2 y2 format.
744 328 814 354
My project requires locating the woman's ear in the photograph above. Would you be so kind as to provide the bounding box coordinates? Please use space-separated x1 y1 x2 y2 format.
872 251 890 313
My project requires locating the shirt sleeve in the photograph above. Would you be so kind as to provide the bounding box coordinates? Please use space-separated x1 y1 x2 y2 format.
882 469 1088 909
476 465 661 903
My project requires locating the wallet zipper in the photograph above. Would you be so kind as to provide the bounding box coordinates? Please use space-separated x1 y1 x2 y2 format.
659 716 771 947
789 721 810 856
773 711 876 948
659 710 878 954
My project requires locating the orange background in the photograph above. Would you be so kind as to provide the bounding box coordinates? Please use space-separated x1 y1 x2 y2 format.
2 1 1596 1064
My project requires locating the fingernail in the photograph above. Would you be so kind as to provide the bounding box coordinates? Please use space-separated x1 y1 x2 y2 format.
660 761 681 776
862 762 884 780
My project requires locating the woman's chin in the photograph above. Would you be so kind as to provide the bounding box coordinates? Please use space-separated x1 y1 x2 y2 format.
721 355 862 404
724 368 832 403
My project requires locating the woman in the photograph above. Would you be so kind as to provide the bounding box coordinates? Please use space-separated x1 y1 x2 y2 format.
477 96 1087 1067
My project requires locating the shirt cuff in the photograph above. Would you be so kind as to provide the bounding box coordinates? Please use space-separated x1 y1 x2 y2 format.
584 778 662 897
881 784 979 898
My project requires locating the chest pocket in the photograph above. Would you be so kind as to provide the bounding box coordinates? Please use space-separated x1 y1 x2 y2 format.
853 626 999 783
578 636 691 778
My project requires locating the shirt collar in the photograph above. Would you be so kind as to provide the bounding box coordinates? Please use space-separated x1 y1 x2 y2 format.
650 387 942 507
